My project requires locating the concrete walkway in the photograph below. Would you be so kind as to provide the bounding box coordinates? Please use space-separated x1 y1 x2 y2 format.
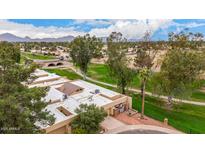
66 66 205 106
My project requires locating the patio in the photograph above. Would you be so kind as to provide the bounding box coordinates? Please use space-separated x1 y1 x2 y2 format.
114 111 177 130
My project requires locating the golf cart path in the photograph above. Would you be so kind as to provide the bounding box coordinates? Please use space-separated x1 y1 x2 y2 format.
66 66 205 106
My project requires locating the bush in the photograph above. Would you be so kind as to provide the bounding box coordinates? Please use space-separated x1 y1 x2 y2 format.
72 128 88 134
71 104 107 134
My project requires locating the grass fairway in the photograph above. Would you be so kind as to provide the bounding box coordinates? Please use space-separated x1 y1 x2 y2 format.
87 63 142 88
132 94 205 133
44 67 205 133
191 91 205 102
22 52 56 60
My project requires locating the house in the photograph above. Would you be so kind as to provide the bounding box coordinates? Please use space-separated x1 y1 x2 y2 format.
29 69 132 134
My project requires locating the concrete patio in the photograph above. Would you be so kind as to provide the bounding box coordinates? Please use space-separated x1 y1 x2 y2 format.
101 112 182 134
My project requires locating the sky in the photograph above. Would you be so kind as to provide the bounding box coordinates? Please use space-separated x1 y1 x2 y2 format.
1 19 205 40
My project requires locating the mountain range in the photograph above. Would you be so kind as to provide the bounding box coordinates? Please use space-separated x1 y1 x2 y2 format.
0 33 75 42
0 33 138 42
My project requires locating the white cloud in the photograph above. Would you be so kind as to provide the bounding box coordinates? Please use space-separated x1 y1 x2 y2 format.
73 19 112 26
89 19 173 39
0 20 85 39
0 19 173 39
169 21 205 29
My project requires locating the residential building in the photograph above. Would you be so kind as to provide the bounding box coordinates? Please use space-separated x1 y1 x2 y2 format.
29 69 132 134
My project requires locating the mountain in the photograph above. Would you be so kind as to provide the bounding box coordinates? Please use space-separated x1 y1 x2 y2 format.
0 33 26 42
0 33 139 43
0 33 75 42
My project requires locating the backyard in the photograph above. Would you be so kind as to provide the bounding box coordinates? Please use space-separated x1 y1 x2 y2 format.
45 67 205 133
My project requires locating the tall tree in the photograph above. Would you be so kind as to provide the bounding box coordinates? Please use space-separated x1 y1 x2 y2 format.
0 41 21 63
107 32 135 94
152 49 205 105
69 34 103 79
0 42 55 133
138 67 151 118
152 30 205 105
133 31 158 118
168 29 204 50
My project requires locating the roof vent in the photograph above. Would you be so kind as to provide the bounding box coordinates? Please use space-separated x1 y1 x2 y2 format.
63 94 68 100
95 89 100 94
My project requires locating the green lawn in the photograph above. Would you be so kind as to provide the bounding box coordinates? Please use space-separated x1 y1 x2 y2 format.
87 63 142 88
132 94 205 133
44 68 83 80
44 67 205 133
190 91 205 102
22 52 56 60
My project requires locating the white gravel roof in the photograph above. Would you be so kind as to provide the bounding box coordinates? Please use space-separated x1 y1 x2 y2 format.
43 79 121 127
33 73 61 83
29 78 69 88
71 80 119 98
32 69 49 77
32 70 122 129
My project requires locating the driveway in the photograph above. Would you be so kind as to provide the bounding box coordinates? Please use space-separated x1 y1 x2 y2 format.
100 116 126 131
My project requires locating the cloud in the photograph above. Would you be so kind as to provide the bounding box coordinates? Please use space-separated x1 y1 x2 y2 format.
0 19 173 39
89 19 173 39
73 19 112 26
169 20 205 30
0 20 85 38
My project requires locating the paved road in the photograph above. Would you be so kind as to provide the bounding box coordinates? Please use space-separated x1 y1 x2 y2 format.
65 65 205 106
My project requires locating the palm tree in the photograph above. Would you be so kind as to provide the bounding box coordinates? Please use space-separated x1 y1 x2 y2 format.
139 67 151 119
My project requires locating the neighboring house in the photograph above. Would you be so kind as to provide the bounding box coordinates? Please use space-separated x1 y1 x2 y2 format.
28 69 132 134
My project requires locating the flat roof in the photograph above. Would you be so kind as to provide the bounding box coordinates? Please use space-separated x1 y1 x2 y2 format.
32 70 123 129
32 73 61 84
43 88 114 125
71 80 120 98
29 78 69 88
32 69 49 77
42 79 121 127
